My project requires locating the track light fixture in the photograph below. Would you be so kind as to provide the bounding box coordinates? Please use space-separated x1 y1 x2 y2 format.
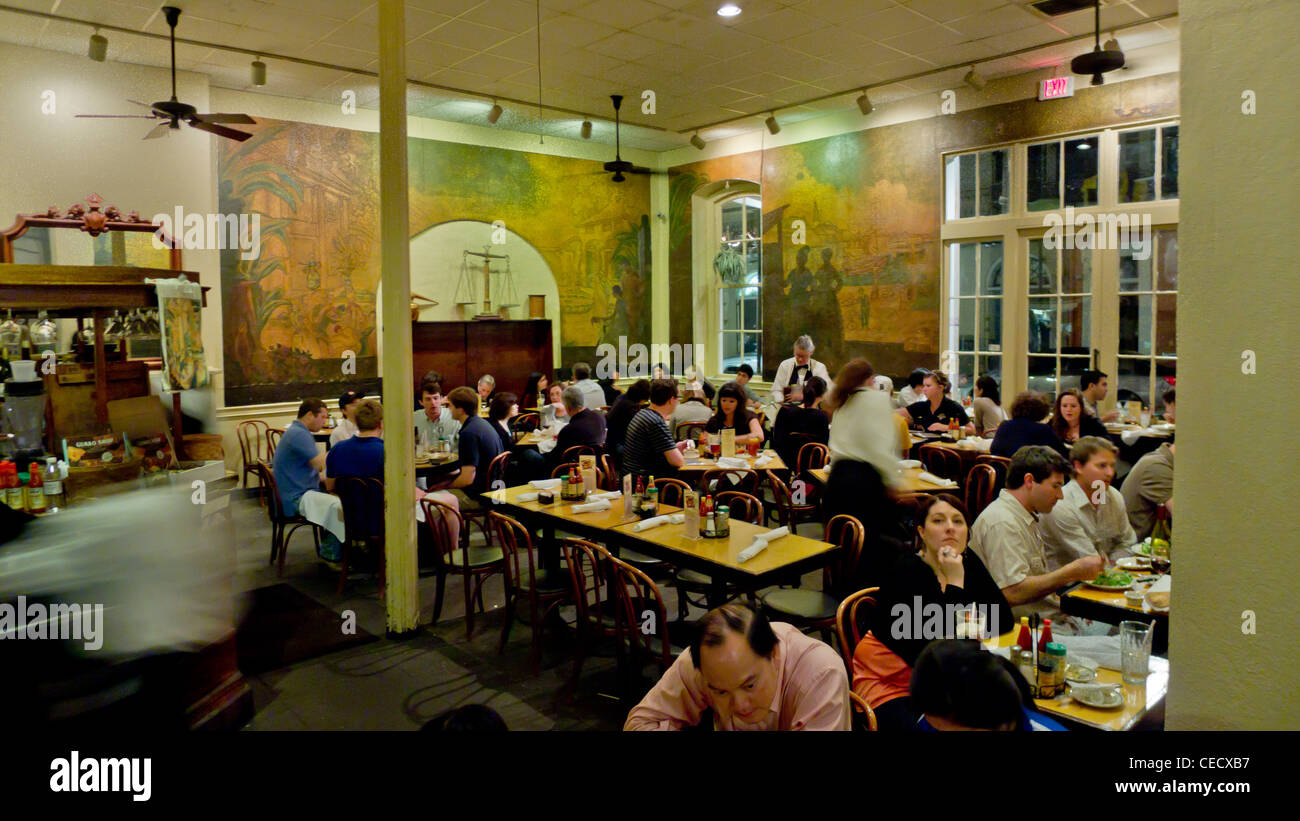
963 66 985 91
580 120 592 139
690 133 706 150
88 28 107 62
487 102 503 124
856 91 873 115
764 113 779 135
251 57 266 86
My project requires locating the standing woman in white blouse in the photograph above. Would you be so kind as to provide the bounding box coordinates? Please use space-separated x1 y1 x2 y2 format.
823 358 907 588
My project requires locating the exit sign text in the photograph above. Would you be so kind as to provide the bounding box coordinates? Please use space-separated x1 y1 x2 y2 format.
1039 76 1075 100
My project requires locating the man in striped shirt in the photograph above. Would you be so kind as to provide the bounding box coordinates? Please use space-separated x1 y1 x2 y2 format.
619 378 688 480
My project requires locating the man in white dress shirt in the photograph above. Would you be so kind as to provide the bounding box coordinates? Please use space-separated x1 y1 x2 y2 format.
768 335 831 407
1042 437 1137 570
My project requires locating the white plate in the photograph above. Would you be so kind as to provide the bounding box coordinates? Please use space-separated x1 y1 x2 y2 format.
1082 579 1133 591
1068 684 1123 709
1115 556 1152 571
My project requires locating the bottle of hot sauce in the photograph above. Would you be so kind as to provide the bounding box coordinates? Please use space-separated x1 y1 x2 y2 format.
1016 616 1033 653
1037 618 1054 655
27 461 46 514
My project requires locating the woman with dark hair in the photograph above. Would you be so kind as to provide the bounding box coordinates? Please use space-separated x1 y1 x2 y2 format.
606 378 651 469
852 494 1013 731
911 640 1066 731
823 359 905 583
896 370 973 434
990 391 1069 458
705 382 765 445
487 392 519 452
972 375 1006 437
491 391 545 482
522 371 550 409
1050 388 1108 445
771 375 829 468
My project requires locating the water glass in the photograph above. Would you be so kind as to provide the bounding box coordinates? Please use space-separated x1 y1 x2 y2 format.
1139 408 1152 427
1120 620 1153 684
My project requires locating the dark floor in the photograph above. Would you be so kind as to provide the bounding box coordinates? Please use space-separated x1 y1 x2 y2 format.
231 478 824 731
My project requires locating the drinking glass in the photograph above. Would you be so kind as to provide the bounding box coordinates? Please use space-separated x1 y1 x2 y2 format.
1120 620 1153 684
1139 407 1152 427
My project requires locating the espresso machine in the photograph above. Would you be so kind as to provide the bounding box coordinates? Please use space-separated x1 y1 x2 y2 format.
1 360 47 464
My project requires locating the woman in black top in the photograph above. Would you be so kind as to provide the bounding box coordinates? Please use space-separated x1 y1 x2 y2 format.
1051 388 1108 445
704 381 764 445
490 392 543 482
856 494 1013 731
896 370 974 434
990 391 1069 458
771 375 829 468
605 379 650 469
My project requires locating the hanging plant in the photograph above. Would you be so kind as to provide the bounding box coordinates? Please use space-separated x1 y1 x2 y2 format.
713 243 746 284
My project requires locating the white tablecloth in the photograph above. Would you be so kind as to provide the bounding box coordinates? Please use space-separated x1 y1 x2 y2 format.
297 490 345 542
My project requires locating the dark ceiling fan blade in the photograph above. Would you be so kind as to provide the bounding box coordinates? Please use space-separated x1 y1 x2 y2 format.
628 166 667 175
188 119 253 141
144 121 171 140
194 113 256 124
125 99 154 108
77 114 158 118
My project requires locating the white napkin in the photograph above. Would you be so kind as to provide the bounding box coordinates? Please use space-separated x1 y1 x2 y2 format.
589 490 622 501
1055 635 1123 671
1143 574 1171 613
959 437 992 452
753 455 774 468
1120 428 1162 445
631 513 686 531
738 525 790 563
517 492 540 503
716 456 749 469
296 490 346 543
899 459 923 469
918 470 958 488
571 499 611 513
529 478 561 489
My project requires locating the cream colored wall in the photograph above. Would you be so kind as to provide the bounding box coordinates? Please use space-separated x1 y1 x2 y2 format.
1169 0 1300 729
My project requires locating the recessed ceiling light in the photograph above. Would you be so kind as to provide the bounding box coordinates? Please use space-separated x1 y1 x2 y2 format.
717 4 742 18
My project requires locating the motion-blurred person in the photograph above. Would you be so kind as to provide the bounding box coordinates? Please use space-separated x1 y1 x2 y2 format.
911 640 1066 731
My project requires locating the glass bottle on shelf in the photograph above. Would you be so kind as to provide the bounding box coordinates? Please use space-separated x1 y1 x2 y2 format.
29 311 58 357
0 311 22 363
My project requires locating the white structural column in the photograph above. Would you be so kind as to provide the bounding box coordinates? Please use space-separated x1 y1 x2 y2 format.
650 171 671 355
377 0 418 635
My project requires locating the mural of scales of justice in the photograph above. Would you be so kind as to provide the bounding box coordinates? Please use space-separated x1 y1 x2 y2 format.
451 246 520 321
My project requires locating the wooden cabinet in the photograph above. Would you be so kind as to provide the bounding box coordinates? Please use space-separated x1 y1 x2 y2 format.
412 320 552 398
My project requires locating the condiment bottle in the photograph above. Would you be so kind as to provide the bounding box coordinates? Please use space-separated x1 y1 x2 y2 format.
1015 616 1033 653
1047 643 1067 692
648 484 659 515
716 504 729 533
4 462 23 510
1037 618 1053 655
948 417 958 439
27 461 45 514
42 458 63 511
1017 648 1037 694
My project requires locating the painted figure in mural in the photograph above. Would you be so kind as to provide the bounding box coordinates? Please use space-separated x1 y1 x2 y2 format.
812 247 844 367
785 246 814 302
591 284 630 343
858 291 871 334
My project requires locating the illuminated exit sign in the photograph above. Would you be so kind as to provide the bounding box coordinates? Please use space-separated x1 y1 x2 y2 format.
1039 76 1075 100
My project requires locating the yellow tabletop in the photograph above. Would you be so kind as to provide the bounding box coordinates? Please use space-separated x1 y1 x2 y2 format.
1063 584 1169 615
809 465 955 494
614 517 836 577
994 631 1169 731
677 451 788 472
515 430 550 447
485 484 678 529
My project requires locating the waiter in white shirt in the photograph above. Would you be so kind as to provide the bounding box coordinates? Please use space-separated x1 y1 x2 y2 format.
768 335 831 408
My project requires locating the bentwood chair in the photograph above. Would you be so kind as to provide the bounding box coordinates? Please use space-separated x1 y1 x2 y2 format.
458 451 512 548
894 493 933 548
651 477 692 507
794 441 830 512
919 443 963 484
609 551 675 681
254 461 320 574
974 454 1011 489
672 491 764 622
698 468 759 497
511 412 541 438
561 444 600 463
266 427 285 459
849 691 879 732
599 454 618 491
759 515 866 646
676 421 708 444
765 470 821 533
236 420 270 498
550 461 607 487
421 497 504 640
834 586 881 672
964 464 999 522
562 538 620 692
491 511 571 674
336 476 385 595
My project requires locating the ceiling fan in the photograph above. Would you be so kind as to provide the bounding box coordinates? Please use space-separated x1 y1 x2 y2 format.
1070 0 1125 86
76 6 256 141
602 94 663 183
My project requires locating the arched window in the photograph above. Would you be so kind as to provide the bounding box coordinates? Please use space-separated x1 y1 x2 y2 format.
716 193 762 374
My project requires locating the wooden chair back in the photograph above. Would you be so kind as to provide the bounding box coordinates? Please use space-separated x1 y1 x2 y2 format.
419 496 466 571
964 464 999 522
919 443 963 483
266 427 285 458
550 461 607 488
699 468 759 496
849 691 879 732
974 454 1011 489
893 413 912 458
489 511 541 596
236 420 269 469
511 412 540 436
653 477 692 507
336 476 384 543
599 453 618 491
486 450 512 490
562 538 616 641
894 493 934 547
561 444 600 463
835 586 881 672
254 461 287 523
714 491 764 525
765 469 817 528
796 441 830 475
824 514 866 598
608 553 673 673
676 421 708 444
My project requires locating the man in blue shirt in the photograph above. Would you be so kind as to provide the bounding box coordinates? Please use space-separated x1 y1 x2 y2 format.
325 398 384 488
443 386 503 506
272 399 328 516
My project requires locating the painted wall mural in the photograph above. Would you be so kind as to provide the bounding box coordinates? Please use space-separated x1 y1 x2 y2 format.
669 72 1179 382
218 119 651 406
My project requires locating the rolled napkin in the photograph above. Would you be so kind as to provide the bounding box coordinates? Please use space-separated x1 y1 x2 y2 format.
716 456 749 469
918 470 958 487
899 459 923 469
529 478 561 489
517 492 539 503
753 455 774 468
570 499 612 513
738 524 792 562
589 490 622 501
631 513 686 531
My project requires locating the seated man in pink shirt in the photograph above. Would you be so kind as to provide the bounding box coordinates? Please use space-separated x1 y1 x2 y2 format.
624 604 849 731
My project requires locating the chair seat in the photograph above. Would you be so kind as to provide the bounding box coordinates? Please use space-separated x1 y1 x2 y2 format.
449 546 504 568
619 548 663 566
516 568 569 593
760 587 838 621
676 568 713 586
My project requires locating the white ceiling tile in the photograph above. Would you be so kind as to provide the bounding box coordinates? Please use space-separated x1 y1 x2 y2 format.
569 0 669 31
946 4 1044 39
454 51 535 81
587 30 664 61
733 8 836 41
798 0 897 24
848 4 938 40
878 24 969 56
459 0 542 33
898 0 1006 24
412 39 482 67
539 13 619 46
1049 3 1147 37
1129 0 1179 16
430 19 517 50
626 9 711 44
630 44 716 74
